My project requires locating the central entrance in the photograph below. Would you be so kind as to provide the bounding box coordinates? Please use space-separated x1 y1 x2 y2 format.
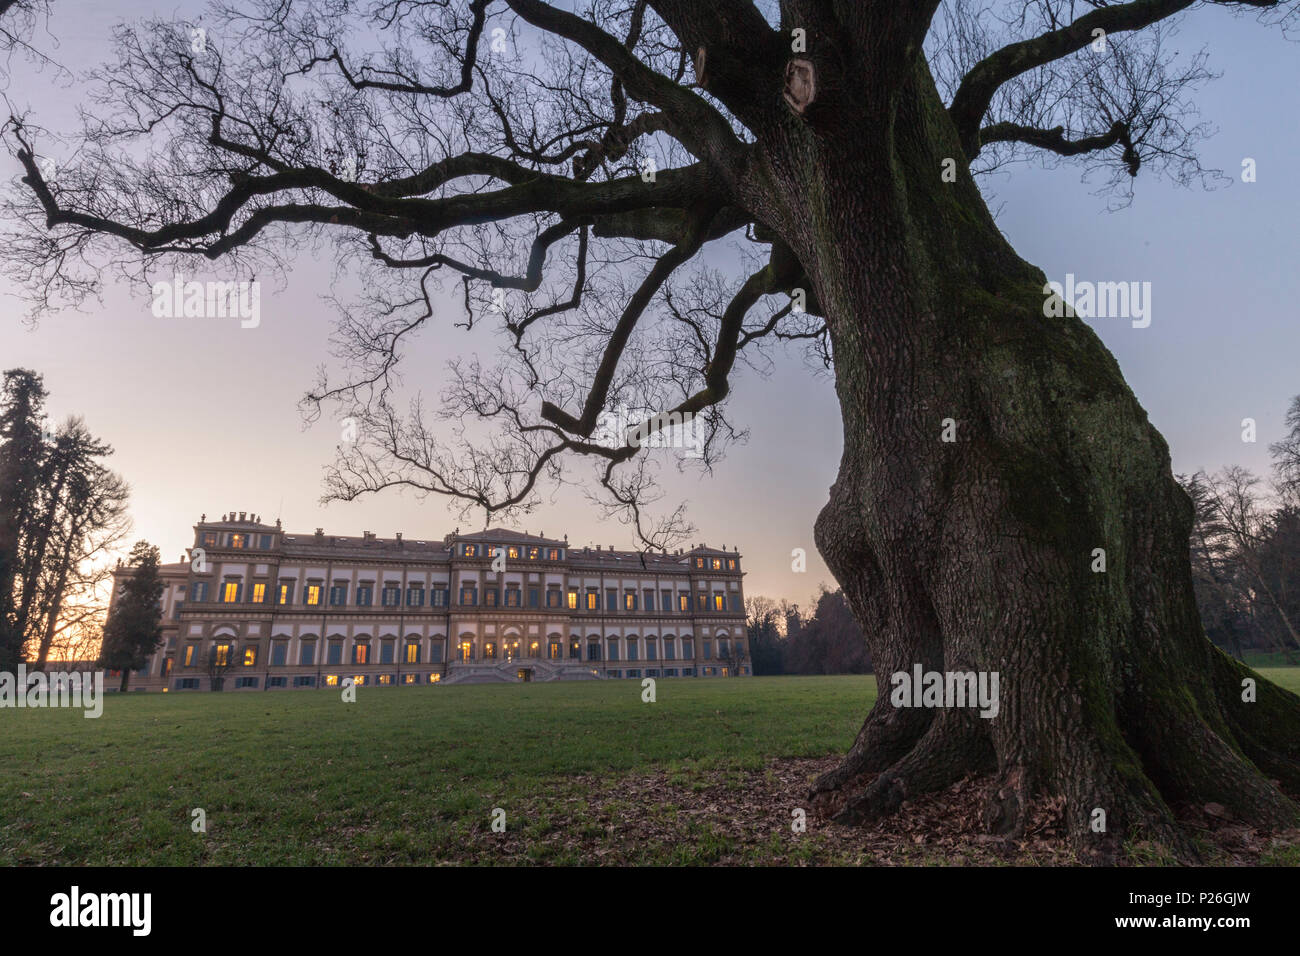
504 638 520 662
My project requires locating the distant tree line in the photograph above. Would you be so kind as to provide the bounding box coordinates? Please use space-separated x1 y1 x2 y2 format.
1179 394 1300 663
745 588 872 676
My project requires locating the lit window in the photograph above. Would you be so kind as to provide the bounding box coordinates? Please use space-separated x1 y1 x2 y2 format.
325 675 339 687
429 673 442 683
528 547 539 560
678 594 689 612
214 643 232 667
585 591 598 610
464 545 477 557
548 549 560 560
508 546 519 559
624 592 636 610
184 645 195 666
714 594 725 611
252 583 266 604
378 675 392 685
243 647 257 666
304 585 322 606
353 643 369 664
461 587 477 605
353 675 366 686
460 641 473 661
222 582 240 603
712 558 722 570
406 643 420 663
404 674 416 685
727 559 736 570
230 533 245 549
696 557 705 568
278 583 291 605
568 591 578 610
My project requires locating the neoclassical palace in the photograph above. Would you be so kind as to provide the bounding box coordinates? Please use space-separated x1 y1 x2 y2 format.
111 512 749 691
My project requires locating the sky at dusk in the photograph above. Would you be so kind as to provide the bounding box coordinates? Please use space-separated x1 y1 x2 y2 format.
2 2 1298 608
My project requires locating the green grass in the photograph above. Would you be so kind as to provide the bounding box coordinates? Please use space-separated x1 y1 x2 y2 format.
0 675 874 865
5 669 1299 865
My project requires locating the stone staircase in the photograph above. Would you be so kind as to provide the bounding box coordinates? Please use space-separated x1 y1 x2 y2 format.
440 658 604 685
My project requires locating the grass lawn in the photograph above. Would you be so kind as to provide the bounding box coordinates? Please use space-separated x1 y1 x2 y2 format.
3 670 1298 866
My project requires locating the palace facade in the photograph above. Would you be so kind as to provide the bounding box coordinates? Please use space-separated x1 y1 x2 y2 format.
110 512 750 691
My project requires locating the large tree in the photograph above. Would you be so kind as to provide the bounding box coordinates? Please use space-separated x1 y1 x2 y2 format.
4 0 1300 861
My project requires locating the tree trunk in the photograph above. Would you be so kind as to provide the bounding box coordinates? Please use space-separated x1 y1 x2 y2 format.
765 59 1300 861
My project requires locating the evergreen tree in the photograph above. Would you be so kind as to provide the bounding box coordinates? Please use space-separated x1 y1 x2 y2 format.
0 368 48 669
98 540 163 692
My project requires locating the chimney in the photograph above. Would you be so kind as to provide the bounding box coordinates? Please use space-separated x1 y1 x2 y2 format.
239 512 246 522
396 532 403 545
596 545 601 551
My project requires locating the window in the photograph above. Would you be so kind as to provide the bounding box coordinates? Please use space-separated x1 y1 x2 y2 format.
730 594 742 612
527 588 539 608
260 535 273 550
607 640 619 662
222 581 240 603
626 668 640 679
243 646 257 666
213 643 233 667
327 641 343 665
713 594 725 611
459 641 473 661
569 638 580 659
407 587 424 607
461 586 477 606
682 666 695 677
202 532 217 547
643 590 654 611
356 586 373 607
484 641 497 660
352 675 367 686
432 588 447 607
528 547 539 560
586 641 601 661
703 641 713 660
404 674 417 685
548 589 562 608
727 558 737 570
230 533 246 549
329 584 348 606
179 678 200 690
191 581 209 603
271 642 288 666
695 557 705 569
172 601 183 620
484 588 498 607
378 674 393 686
682 640 694 659
549 640 562 660
547 549 560 560
278 583 292 605
431 642 444 662
252 583 266 604
662 589 672 612
268 676 287 688
624 591 636 611
464 544 478 557
568 591 579 610
605 589 617 610
429 673 442 684
380 641 395 664
507 546 519 559
718 639 729 658
405 642 420 664
664 638 676 660
697 593 707 611
711 558 722 570
585 590 598 610
183 645 196 666
353 642 370 665
505 587 520 607
300 641 316 666
235 676 258 688
325 675 339 687
294 676 315 687
678 594 689 612
646 639 657 661
304 584 322 606
382 586 401 607
627 638 638 661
